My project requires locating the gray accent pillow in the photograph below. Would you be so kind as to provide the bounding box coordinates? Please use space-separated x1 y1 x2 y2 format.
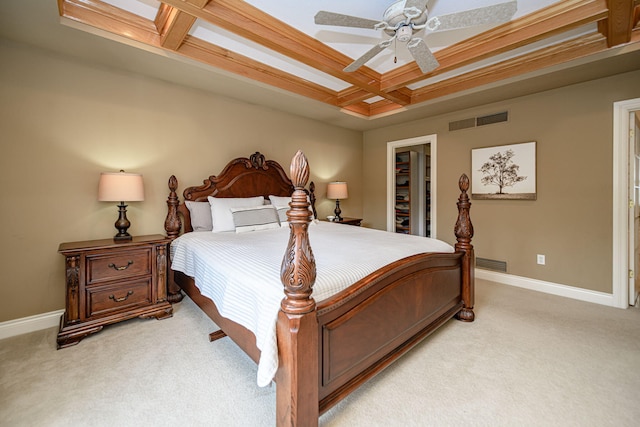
185 201 213 232
231 205 280 233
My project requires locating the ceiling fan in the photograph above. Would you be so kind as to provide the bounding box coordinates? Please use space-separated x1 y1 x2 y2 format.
314 0 518 74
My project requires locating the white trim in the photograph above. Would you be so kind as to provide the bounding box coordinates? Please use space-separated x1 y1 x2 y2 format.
0 310 64 340
476 269 615 307
386 134 437 236
613 98 640 308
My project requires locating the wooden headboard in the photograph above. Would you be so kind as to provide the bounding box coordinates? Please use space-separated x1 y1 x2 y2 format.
165 152 316 237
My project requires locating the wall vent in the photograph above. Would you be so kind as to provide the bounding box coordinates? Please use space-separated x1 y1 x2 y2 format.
449 117 476 131
477 111 509 126
476 257 507 272
449 111 509 131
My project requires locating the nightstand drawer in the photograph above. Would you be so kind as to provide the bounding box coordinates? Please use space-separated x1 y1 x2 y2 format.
87 279 152 317
87 248 152 284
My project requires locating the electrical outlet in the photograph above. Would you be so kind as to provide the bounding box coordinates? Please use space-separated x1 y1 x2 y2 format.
537 254 545 265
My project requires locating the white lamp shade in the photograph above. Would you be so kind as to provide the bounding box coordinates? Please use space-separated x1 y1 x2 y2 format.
98 172 145 202
327 182 348 199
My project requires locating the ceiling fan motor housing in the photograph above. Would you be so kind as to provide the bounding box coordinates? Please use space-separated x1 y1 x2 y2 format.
383 0 428 37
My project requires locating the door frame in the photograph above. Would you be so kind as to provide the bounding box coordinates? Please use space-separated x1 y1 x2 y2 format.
613 98 640 308
386 134 437 236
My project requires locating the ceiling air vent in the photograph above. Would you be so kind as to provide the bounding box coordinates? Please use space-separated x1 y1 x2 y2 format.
449 111 509 131
476 111 508 126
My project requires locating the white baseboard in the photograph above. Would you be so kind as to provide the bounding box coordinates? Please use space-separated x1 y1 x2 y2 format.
0 310 64 341
476 269 615 307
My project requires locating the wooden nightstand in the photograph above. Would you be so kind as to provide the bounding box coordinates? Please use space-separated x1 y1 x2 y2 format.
56 234 173 349
324 217 362 226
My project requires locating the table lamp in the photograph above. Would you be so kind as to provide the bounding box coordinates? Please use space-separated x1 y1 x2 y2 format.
98 171 145 241
327 181 348 221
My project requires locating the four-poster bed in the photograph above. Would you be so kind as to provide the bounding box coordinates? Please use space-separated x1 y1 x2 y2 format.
164 151 475 426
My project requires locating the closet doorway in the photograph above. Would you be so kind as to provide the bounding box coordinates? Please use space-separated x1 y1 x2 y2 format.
386 135 436 237
613 98 640 308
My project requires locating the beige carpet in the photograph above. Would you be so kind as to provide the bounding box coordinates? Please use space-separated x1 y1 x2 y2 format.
1 279 639 426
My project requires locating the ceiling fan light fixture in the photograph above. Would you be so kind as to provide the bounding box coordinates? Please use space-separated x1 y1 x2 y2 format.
396 25 413 43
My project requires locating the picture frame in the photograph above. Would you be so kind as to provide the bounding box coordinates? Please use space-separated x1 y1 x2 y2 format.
471 141 536 200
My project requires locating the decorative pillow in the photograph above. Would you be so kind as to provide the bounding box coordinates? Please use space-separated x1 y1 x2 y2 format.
268 195 292 208
185 201 213 232
276 206 289 224
268 195 315 222
231 205 280 233
207 196 265 233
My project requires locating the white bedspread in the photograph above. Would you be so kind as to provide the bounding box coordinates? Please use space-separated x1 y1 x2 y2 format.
170 221 454 386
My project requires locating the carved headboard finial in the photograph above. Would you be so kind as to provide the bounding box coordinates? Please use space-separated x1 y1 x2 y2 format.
455 173 473 247
250 152 267 170
165 175 182 239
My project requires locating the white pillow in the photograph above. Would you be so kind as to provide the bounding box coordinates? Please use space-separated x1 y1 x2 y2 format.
185 201 213 232
275 206 289 224
208 196 265 232
231 205 280 233
268 195 315 222
268 195 292 208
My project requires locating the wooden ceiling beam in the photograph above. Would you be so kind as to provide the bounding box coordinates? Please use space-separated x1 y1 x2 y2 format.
380 0 610 92
337 86 414 108
337 87 412 107
368 100 406 117
59 0 160 45
598 0 636 46
341 103 371 117
155 1 206 50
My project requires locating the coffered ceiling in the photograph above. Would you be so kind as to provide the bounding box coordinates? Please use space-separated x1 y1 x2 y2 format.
1 1 639 130
54 0 640 120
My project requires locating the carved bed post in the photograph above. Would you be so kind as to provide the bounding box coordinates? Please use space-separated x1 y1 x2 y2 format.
454 174 475 322
276 151 319 427
164 175 184 303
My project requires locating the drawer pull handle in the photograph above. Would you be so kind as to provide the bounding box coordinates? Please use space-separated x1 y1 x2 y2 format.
108 260 134 271
109 291 134 302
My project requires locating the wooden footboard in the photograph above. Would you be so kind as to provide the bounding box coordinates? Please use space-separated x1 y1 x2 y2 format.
277 151 474 426
316 252 464 411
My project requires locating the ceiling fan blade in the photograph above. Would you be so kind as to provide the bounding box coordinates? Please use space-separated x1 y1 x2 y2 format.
314 11 381 29
407 38 440 73
430 0 517 31
344 42 388 72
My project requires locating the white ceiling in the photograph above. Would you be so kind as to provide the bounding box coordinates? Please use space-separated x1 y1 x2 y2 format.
1 1 639 131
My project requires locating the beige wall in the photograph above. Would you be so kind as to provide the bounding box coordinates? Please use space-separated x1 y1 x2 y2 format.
364 69 640 294
3 35 639 322
0 40 362 322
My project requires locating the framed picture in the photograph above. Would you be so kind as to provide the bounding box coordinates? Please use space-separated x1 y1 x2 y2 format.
471 141 536 200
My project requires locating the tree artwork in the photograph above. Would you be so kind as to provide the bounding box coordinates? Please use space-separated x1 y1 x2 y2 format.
478 149 527 194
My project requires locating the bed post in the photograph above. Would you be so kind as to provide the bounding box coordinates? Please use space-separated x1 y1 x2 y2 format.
276 151 319 427
454 174 475 322
164 175 184 303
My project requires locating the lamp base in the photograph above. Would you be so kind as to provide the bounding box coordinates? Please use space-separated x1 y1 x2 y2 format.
113 202 133 241
334 199 342 222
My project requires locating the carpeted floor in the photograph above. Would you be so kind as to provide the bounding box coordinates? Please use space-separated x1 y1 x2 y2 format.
1 279 639 426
